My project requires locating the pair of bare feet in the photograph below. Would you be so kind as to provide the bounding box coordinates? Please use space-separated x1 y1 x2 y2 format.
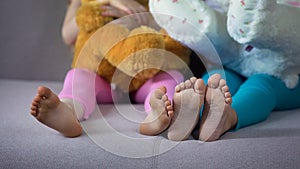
139 74 237 142
30 73 236 141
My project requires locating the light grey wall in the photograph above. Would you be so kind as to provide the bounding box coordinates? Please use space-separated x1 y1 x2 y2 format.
0 0 73 81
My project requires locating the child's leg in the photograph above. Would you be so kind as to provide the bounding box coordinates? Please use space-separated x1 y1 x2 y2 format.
58 68 116 120
190 69 243 138
58 69 97 120
168 77 206 141
30 69 94 137
233 74 300 129
199 73 237 141
94 72 120 105
137 70 184 135
199 73 300 141
30 69 114 137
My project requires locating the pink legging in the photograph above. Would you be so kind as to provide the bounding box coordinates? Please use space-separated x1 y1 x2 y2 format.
58 68 184 119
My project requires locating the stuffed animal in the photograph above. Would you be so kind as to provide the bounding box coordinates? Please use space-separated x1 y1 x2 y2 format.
149 0 300 88
72 0 191 92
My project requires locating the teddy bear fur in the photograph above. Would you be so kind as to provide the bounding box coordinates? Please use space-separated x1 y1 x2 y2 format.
211 0 300 88
149 0 300 88
72 0 191 92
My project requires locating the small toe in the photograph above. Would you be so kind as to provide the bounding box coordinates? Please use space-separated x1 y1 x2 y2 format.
167 110 174 118
165 100 171 106
224 92 231 98
184 79 192 88
159 86 167 94
167 104 173 111
175 85 181 93
190 77 197 84
176 82 185 92
31 105 37 110
33 95 41 102
219 79 226 88
32 101 39 107
222 85 229 93
31 110 37 117
179 82 185 89
225 98 232 104
161 94 168 102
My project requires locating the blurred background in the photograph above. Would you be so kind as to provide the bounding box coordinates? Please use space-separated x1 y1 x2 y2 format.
0 0 204 82
0 0 72 81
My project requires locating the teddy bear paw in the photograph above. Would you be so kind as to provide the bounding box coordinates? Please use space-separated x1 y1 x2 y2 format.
282 74 299 89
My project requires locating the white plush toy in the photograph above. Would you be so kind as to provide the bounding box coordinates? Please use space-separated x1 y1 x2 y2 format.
149 0 300 88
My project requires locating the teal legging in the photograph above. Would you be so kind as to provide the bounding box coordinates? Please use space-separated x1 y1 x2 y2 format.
202 69 300 129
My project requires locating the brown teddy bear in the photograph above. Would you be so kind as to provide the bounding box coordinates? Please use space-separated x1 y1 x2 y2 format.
72 0 191 93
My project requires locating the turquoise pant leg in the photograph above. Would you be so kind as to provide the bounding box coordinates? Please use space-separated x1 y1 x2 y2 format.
202 71 300 130
232 74 276 129
201 70 300 131
274 78 300 110
233 74 300 129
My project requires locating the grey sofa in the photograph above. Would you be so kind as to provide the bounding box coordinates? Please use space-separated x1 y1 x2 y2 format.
1 0 300 169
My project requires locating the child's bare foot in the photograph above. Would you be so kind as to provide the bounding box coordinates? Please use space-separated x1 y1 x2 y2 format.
168 77 205 141
30 86 82 137
199 74 237 142
139 87 174 136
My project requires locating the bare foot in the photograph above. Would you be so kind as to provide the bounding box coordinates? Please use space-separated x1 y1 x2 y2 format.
30 86 82 137
199 74 237 142
139 87 174 136
168 77 205 141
